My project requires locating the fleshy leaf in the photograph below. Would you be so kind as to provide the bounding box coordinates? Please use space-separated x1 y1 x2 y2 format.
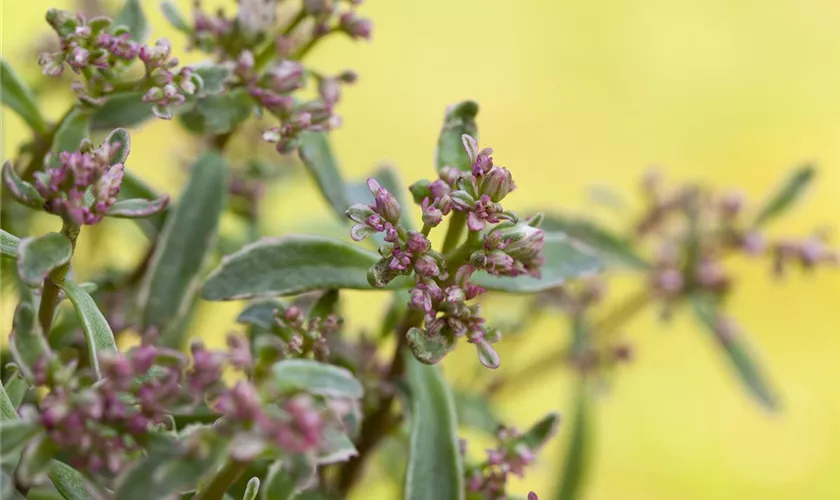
161 1 192 33
316 426 358 465
753 165 815 227
0 420 42 461
0 58 48 135
453 390 501 434
10 301 52 381
436 101 479 173
237 300 284 330
2 367 28 409
261 457 316 500
138 152 226 345
516 412 560 450
689 293 778 410
179 89 253 134
404 356 464 500
269 359 363 399
3 161 46 209
554 381 592 500
48 461 94 500
1 229 20 260
243 477 261 500
113 0 149 42
298 132 350 220
540 214 648 270
202 235 400 300
47 108 90 169
309 290 339 319
57 279 118 380
16 435 57 484
103 128 131 165
118 171 168 236
105 197 170 218
1 380 20 421
16 232 72 287
406 327 456 365
194 65 231 96
91 92 154 130
472 232 602 293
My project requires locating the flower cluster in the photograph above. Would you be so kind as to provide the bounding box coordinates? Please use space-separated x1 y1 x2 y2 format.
33 138 125 225
38 9 199 116
638 172 838 300
346 135 544 368
463 416 557 500
25 336 237 475
262 304 343 362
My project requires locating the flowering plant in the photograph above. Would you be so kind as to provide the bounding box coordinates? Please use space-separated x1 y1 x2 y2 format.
0 1 835 500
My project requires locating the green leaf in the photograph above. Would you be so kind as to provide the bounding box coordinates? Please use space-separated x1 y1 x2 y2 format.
9 301 52 381
436 101 479 173
202 235 386 301
113 0 149 42
1 229 20 259
3 160 46 209
237 300 283 330
316 426 357 465
404 356 464 500
406 326 456 365
453 390 500 434
3 367 29 409
161 1 192 33
105 197 169 218
0 380 19 421
91 92 154 130
138 152 226 341
517 412 560 450
16 232 72 287
298 132 350 220
554 382 592 500
243 477 260 500
17 435 57 484
103 128 131 164
57 279 118 380
689 293 778 410
540 214 648 270
194 65 231 95
48 461 94 500
754 165 816 227
472 233 602 293
0 420 41 461
261 457 315 500
1 469 25 500
47 109 91 169
269 359 363 399
179 89 253 134
0 58 48 135
118 171 168 236
308 290 339 320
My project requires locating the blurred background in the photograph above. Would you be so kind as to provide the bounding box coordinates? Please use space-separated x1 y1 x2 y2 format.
2 0 840 499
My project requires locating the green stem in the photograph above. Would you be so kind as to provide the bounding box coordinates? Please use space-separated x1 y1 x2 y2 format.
444 229 479 271
294 28 339 61
336 308 424 494
191 459 248 500
255 10 306 70
37 220 80 334
21 106 77 181
441 211 467 255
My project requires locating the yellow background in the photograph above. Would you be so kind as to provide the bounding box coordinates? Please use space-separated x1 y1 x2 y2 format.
2 1 840 499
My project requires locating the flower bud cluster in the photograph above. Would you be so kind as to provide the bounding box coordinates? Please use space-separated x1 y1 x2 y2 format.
23 333 261 477
33 138 125 225
267 304 343 361
638 172 837 301
463 425 546 499
39 10 199 116
346 136 544 368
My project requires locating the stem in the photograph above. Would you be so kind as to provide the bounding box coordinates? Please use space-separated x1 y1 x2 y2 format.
37 220 80 334
491 288 651 398
336 309 423 494
191 459 248 500
255 10 307 70
441 212 467 255
444 229 479 270
294 28 339 61
21 106 77 181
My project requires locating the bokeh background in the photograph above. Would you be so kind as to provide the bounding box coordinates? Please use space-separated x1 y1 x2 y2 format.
2 1 840 499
